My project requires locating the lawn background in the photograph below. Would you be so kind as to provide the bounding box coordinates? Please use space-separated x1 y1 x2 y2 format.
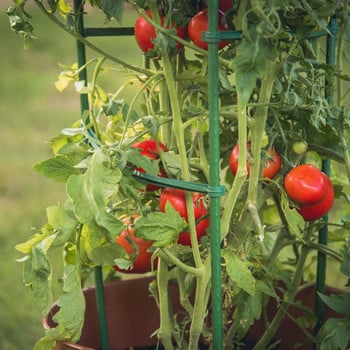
0 2 140 348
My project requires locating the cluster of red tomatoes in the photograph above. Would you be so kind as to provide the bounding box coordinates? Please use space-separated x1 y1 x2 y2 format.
284 164 334 221
114 139 209 273
134 0 234 53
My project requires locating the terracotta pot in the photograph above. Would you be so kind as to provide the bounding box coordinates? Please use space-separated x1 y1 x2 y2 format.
44 279 347 350
43 276 181 350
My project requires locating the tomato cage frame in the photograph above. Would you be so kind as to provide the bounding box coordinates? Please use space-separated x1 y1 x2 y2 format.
72 0 338 349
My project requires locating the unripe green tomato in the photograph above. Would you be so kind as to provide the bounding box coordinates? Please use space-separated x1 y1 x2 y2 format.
292 141 308 155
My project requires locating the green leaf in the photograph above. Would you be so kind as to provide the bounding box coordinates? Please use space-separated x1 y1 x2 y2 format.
231 289 263 338
33 337 56 350
67 147 124 235
317 292 350 315
162 151 182 178
34 155 81 182
316 316 350 350
280 190 304 239
134 204 187 247
341 249 350 278
46 265 85 342
222 249 256 296
126 149 160 176
78 222 126 265
90 242 127 266
31 246 54 316
7 4 38 49
46 205 78 246
231 33 277 104
96 0 126 23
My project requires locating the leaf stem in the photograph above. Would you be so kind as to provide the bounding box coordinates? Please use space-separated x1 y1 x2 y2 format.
157 259 175 350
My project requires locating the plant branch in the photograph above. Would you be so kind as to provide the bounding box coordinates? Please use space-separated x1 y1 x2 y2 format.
33 0 154 76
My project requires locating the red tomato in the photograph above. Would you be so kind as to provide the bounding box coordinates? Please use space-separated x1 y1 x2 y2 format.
219 0 233 11
298 174 334 221
132 139 168 191
188 9 228 50
159 188 209 246
284 164 328 205
134 10 186 53
113 218 157 274
228 144 282 179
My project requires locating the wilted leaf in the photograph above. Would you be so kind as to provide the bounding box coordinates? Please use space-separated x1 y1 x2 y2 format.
96 0 126 23
67 147 124 235
46 265 85 342
231 32 277 104
222 249 256 296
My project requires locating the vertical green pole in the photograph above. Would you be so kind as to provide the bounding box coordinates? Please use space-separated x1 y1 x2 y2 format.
73 1 110 349
207 1 223 349
315 16 337 334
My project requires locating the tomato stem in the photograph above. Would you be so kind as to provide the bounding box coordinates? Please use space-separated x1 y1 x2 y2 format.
246 61 279 240
220 93 248 241
156 259 175 350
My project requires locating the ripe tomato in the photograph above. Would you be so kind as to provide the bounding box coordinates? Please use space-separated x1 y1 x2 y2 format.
132 139 168 191
188 9 228 50
159 188 209 246
134 10 186 53
284 164 328 205
298 174 334 221
219 0 233 12
113 218 157 274
228 144 282 179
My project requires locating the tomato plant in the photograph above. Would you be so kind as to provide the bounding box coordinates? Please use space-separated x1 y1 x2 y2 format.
228 143 282 179
134 10 186 54
188 9 228 50
284 164 329 205
159 188 209 246
113 217 157 273
8 1 350 350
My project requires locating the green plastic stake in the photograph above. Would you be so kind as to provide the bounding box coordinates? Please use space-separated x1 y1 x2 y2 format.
73 1 110 349
315 16 338 334
206 1 223 349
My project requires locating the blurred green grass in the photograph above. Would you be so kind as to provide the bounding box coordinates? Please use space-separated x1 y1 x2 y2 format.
0 2 140 349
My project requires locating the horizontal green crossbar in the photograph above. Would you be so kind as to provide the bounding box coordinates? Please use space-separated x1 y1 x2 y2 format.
201 25 338 43
84 27 134 37
132 170 226 197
